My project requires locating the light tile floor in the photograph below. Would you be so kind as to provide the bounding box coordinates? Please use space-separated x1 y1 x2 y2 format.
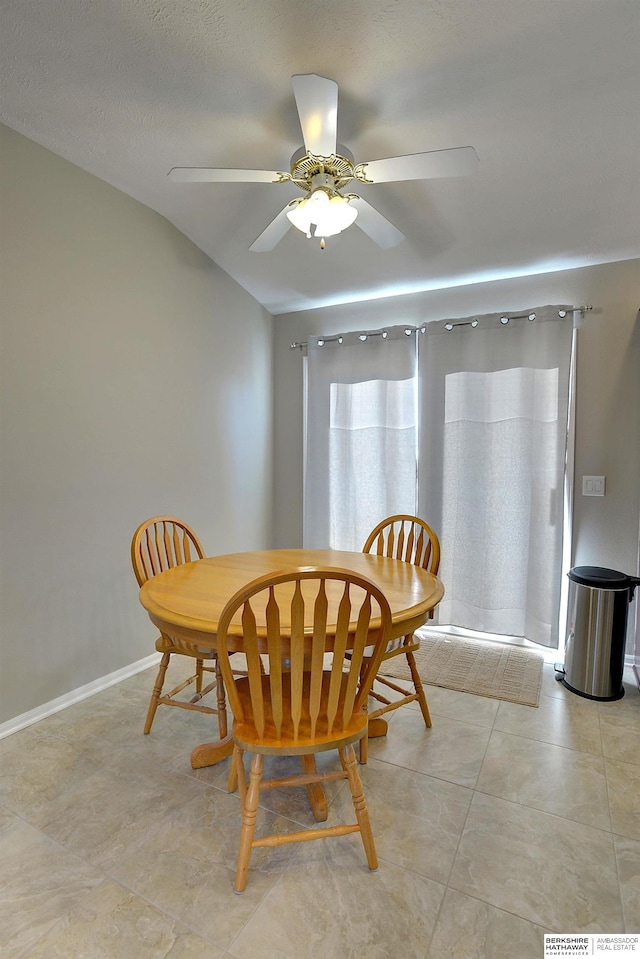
1 660 639 958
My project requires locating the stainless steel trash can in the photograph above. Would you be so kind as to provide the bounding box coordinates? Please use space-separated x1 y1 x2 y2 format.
559 566 640 701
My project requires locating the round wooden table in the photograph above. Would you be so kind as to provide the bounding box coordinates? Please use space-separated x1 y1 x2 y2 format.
139 548 444 771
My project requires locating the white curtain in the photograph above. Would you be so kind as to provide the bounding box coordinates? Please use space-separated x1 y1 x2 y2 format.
418 306 574 647
304 327 417 550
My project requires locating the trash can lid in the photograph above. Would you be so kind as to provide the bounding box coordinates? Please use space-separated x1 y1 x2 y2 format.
568 566 632 589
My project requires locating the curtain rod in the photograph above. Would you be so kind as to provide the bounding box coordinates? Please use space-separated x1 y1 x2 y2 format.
289 305 593 349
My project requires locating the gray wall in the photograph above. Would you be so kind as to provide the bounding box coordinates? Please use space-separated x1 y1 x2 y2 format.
273 260 640 644
0 125 274 725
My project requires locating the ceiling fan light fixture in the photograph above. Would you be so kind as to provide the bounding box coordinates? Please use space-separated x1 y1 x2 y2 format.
286 189 328 234
286 189 357 240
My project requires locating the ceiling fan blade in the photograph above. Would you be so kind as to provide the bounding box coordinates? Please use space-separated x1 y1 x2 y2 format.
249 204 293 252
292 74 338 158
168 167 281 183
360 146 479 183
350 197 405 249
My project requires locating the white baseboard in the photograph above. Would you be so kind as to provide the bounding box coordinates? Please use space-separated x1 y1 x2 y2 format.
0 652 161 741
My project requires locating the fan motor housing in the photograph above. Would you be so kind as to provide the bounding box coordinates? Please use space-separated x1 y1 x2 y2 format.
289 147 356 193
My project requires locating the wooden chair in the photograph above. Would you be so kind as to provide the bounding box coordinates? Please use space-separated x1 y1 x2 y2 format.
360 514 441 762
131 516 227 736
215 566 392 894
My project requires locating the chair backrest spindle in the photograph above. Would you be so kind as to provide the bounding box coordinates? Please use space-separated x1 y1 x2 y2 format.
131 516 205 587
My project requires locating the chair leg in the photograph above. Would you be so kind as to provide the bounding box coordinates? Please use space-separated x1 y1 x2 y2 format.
340 744 378 871
215 659 228 738
406 649 432 727
300 754 328 822
143 652 170 734
235 752 263 894
228 744 241 794
235 746 247 803
195 658 204 694
358 658 373 764
359 727 369 764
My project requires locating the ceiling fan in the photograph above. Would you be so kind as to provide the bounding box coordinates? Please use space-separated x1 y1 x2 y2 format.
168 74 478 252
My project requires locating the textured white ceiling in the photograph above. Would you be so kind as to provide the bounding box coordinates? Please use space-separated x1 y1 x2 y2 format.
2 0 639 314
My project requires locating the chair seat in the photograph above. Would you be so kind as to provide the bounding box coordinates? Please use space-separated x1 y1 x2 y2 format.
232 673 369 755
155 634 216 659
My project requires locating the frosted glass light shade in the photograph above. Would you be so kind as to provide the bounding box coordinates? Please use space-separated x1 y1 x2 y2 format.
315 195 358 236
287 190 357 238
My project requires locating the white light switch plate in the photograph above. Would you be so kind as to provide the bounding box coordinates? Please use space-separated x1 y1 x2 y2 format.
582 475 606 496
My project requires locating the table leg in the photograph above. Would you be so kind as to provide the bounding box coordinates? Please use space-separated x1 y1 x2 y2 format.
190 733 234 769
300 754 328 822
